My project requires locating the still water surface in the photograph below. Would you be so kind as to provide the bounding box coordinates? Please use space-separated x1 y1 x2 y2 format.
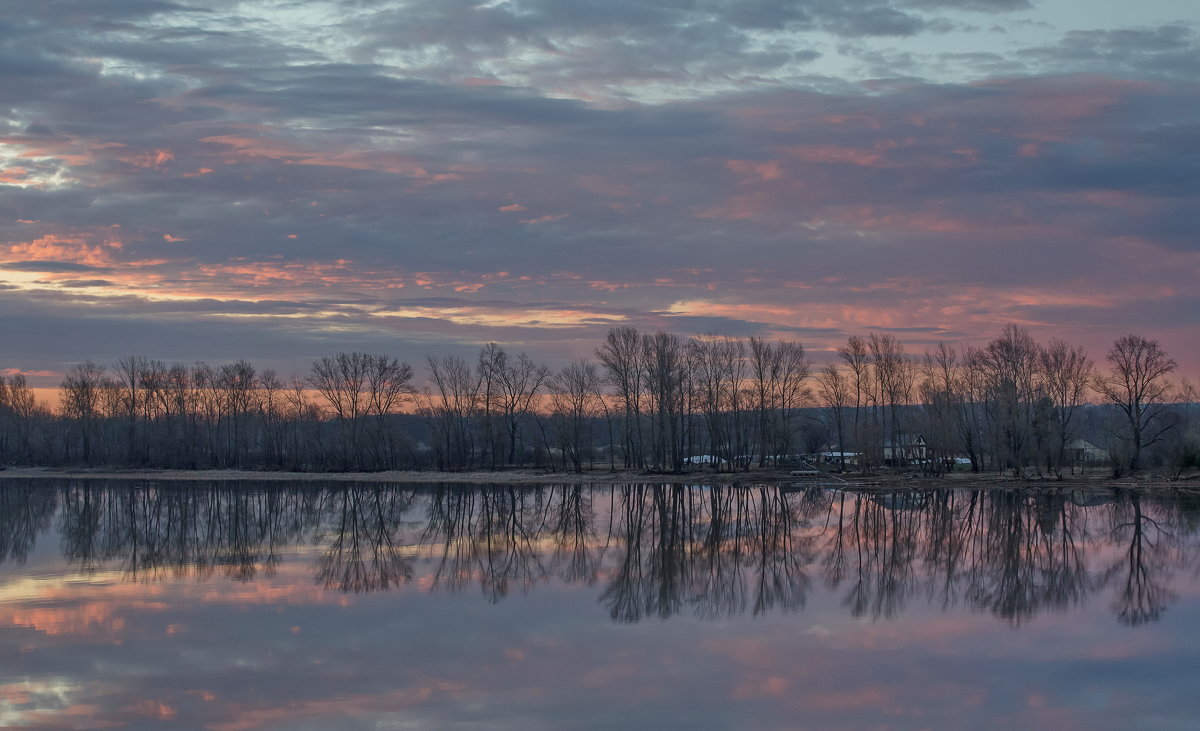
2 480 1199 729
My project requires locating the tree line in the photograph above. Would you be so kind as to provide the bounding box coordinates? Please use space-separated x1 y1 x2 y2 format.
0 324 1195 475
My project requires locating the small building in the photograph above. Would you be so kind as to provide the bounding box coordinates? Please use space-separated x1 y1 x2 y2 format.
883 435 927 465
1066 439 1106 464
682 454 725 466
816 451 860 467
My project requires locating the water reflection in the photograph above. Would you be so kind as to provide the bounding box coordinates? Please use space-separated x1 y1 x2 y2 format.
0 484 57 565
601 486 816 622
1 480 1198 626
316 488 415 593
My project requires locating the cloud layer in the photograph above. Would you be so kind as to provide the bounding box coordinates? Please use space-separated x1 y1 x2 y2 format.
2 0 1198 384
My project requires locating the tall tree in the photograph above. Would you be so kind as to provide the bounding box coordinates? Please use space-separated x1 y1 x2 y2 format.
980 325 1041 475
60 362 107 464
364 355 415 468
1039 339 1094 476
774 340 810 460
422 355 482 470
597 326 646 468
838 336 871 470
547 360 604 472
868 333 910 465
114 356 149 464
0 375 39 463
477 343 506 469
309 353 368 468
643 332 687 471
816 365 850 471
918 344 963 474
218 359 258 466
496 352 549 465
1096 334 1177 473
749 336 779 467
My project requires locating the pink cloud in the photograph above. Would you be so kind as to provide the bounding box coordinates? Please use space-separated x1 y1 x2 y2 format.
725 160 784 183
576 174 634 197
520 213 569 224
782 144 885 167
122 149 174 169
0 368 60 377
3 233 121 268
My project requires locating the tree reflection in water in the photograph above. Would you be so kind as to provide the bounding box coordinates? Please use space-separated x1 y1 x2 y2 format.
4 479 1200 626
315 487 416 593
547 485 602 585
606 485 817 622
423 486 554 602
0 482 57 565
1105 490 1190 626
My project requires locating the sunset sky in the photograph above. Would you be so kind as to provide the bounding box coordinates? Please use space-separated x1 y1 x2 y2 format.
2 0 1198 389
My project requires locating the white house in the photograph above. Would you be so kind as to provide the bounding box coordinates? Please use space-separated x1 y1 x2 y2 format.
883 435 927 464
1066 439 1106 464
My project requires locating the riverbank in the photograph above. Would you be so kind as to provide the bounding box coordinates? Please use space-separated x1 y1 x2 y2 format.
1 465 1195 490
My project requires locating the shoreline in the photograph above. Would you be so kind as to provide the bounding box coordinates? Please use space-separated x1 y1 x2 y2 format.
1 466 1194 490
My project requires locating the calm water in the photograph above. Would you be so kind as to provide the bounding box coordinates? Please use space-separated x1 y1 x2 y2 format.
2 480 1199 730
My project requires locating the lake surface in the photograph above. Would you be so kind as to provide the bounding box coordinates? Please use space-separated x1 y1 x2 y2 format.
2 480 1199 730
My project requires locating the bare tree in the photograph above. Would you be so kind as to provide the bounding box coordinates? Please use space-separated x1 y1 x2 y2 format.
258 369 286 468
643 332 687 471
218 359 258 466
422 355 482 470
191 362 223 466
868 333 910 466
0 374 39 462
817 365 850 471
60 362 107 464
749 336 778 467
597 326 646 468
1039 339 1094 476
284 374 321 469
496 352 549 465
957 346 989 472
919 345 962 474
689 334 747 470
114 356 149 464
774 341 811 460
980 325 1041 475
0 376 8 462
1096 334 1177 474
547 360 604 472
838 336 871 471
477 343 506 469
365 355 415 468
310 353 413 469
749 338 810 467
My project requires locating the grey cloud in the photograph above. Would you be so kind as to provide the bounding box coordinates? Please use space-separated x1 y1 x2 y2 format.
54 279 118 287
1021 25 1200 80
904 0 1031 12
820 6 926 36
20 0 194 22
0 261 112 273
343 0 930 97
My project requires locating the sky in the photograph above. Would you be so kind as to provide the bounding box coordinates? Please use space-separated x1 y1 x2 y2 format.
2 0 1198 390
